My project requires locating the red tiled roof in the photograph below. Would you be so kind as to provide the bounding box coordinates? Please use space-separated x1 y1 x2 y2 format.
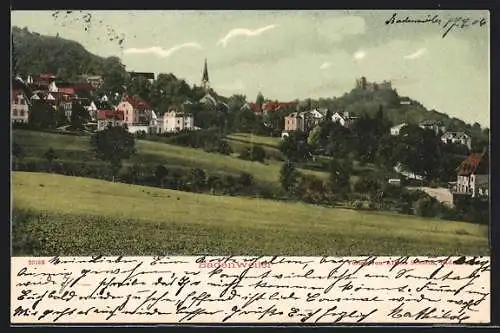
457 153 486 176
35 74 56 81
262 102 298 112
125 95 151 110
59 87 75 95
71 83 93 91
97 110 124 121
246 102 263 113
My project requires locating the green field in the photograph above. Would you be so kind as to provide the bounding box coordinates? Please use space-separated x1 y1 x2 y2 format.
227 132 282 148
12 172 489 256
13 129 326 184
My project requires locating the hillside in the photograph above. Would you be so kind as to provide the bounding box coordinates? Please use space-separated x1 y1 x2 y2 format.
311 87 489 143
12 172 489 256
12 26 106 80
12 129 328 185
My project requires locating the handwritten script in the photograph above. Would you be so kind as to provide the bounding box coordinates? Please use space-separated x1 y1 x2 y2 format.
11 256 490 324
385 12 488 38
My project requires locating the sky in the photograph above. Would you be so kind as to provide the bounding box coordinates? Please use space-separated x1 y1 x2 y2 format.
11 10 490 126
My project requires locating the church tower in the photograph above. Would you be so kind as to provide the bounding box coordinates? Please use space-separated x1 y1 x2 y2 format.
201 58 210 91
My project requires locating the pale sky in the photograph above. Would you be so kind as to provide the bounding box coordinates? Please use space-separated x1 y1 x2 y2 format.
11 10 490 126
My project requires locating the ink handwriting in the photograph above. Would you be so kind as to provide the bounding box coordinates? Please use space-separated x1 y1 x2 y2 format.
11 256 490 324
384 12 488 38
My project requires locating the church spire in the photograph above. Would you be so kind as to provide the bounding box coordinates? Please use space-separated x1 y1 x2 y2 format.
201 58 209 91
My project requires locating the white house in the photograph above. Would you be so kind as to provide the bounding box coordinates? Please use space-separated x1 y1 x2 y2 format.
11 89 29 124
86 101 98 121
454 152 489 198
419 120 446 134
158 109 195 134
390 123 407 136
331 112 357 127
441 131 472 150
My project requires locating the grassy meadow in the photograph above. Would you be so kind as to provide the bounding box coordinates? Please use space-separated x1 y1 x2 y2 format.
12 172 489 256
13 129 327 184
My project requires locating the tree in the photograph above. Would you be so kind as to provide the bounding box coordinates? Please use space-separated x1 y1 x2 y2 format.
279 132 312 162
238 172 254 188
227 94 247 112
70 101 89 130
307 126 322 149
354 176 381 200
44 147 57 171
154 164 169 188
207 175 223 194
189 168 207 192
101 56 129 95
256 92 265 105
394 125 442 180
55 106 68 127
90 126 136 181
328 159 350 192
280 161 300 195
12 142 24 170
29 100 55 129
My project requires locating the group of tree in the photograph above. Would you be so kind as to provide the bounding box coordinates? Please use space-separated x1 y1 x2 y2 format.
279 106 484 184
26 100 90 130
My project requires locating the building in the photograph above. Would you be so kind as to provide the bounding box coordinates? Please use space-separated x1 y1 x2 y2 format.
97 110 125 131
399 97 413 105
418 120 446 135
282 110 318 137
261 101 298 114
390 123 408 136
355 76 392 92
201 58 210 91
453 152 489 198
129 72 155 83
197 59 228 111
283 112 305 137
116 95 153 126
241 102 263 114
158 109 195 133
441 131 472 150
34 73 56 87
331 111 358 128
79 75 103 90
11 89 29 124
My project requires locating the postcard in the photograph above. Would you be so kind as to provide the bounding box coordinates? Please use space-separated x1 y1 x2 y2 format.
10 9 490 325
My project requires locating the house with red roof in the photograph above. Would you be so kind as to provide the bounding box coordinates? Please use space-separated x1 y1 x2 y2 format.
11 89 30 124
97 109 125 131
115 95 157 133
262 101 298 114
241 102 262 114
454 151 489 198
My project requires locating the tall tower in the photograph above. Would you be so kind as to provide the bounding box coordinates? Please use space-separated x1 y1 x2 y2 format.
201 58 210 91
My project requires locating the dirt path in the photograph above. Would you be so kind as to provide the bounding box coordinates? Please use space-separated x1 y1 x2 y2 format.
407 187 454 207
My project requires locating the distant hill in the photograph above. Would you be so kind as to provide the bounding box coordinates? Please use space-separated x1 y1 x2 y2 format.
12 26 106 80
309 86 489 145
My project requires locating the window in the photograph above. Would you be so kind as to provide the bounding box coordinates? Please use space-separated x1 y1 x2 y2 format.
20 110 25 117
13 109 18 116
20 98 26 105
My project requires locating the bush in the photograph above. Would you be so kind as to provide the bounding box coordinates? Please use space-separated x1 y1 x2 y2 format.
351 200 364 210
239 146 266 163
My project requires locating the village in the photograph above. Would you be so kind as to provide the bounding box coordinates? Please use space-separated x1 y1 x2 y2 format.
12 59 489 209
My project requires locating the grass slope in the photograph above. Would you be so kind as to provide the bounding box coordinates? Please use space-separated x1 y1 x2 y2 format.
13 129 327 184
12 172 489 256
